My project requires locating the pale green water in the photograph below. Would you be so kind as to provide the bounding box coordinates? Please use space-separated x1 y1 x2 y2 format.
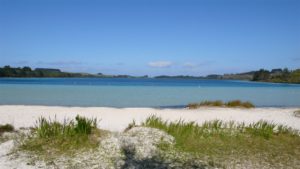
0 78 299 107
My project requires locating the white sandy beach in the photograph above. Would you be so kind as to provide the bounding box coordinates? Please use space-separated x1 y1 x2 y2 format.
1 105 300 169
0 105 299 131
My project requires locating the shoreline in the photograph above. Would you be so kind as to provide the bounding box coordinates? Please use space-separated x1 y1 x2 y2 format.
1 103 300 109
1 77 300 85
0 105 299 132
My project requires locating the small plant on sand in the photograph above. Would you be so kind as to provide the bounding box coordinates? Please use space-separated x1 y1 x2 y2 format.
294 110 300 117
142 115 300 168
21 115 101 157
187 100 255 109
0 124 14 135
124 119 137 132
225 100 254 108
200 100 224 107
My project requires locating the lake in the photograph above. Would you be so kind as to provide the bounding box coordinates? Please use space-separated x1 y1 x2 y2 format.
0 78 299 107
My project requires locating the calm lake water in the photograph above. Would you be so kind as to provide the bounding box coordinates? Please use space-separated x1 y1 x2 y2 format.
0 78 300 107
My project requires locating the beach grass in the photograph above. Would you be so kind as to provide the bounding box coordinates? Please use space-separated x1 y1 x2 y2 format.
187 100 255 109
0 124 14 143
0 124 14 135
294 110 300 117
20 115 102 157
142 115 300 168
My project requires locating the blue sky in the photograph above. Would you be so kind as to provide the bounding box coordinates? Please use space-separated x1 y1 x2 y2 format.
0 0 299 76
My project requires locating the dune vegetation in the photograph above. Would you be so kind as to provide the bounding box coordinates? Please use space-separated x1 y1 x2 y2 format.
0 124 14 136
187 100 255 109
0 124 14 143
20 115 102 157
1 113 299 168
294 110 300 117
142 115 300 168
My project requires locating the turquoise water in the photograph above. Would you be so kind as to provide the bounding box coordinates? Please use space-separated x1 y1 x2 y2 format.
0 78 299 107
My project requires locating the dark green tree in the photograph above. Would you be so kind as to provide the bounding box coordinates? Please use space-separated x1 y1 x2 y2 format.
253 69 270 81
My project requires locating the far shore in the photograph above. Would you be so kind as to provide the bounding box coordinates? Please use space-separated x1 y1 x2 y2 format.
0 105 299 131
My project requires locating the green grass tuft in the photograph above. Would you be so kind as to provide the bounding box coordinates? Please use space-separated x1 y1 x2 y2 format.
21 115 101 157
124 119 137 132
35 115 97 139
187 100 255 109
0 124 14 135
294 110 300 117
142 115 300 168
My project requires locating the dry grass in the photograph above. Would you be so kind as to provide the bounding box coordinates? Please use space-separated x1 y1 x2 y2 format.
187 100 255 109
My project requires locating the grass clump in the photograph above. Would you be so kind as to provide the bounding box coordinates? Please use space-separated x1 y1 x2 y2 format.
36 115 96 138
21 115 101 157
0 124 14 135
187 100 255 109
226 100 254 108
294 110 300 117
142 115 300 168
124 119 137 132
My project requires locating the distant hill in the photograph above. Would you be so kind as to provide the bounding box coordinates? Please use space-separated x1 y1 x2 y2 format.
35 68 61 73
153 72 255 80
252 68 300 84
1 66 299 84
221 71 256 80
153 68 300 84
0 66 146 78
206 68 300 83
0 66 96 78
154 75 204 79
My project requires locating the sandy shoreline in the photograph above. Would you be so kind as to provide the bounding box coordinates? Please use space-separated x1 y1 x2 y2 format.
1 105 300 168
0 105 299 131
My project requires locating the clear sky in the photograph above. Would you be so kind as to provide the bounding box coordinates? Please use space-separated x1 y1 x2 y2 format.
0 0 299 76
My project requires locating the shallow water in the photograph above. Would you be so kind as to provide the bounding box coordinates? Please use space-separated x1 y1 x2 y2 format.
0 78 299 107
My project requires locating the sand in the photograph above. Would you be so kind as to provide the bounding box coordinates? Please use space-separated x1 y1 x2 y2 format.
0 105 299 131
1 105 300 169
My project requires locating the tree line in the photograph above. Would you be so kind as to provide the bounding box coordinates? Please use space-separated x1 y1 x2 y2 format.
0 66 91 77
252 68 300 83
1 65 299 83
